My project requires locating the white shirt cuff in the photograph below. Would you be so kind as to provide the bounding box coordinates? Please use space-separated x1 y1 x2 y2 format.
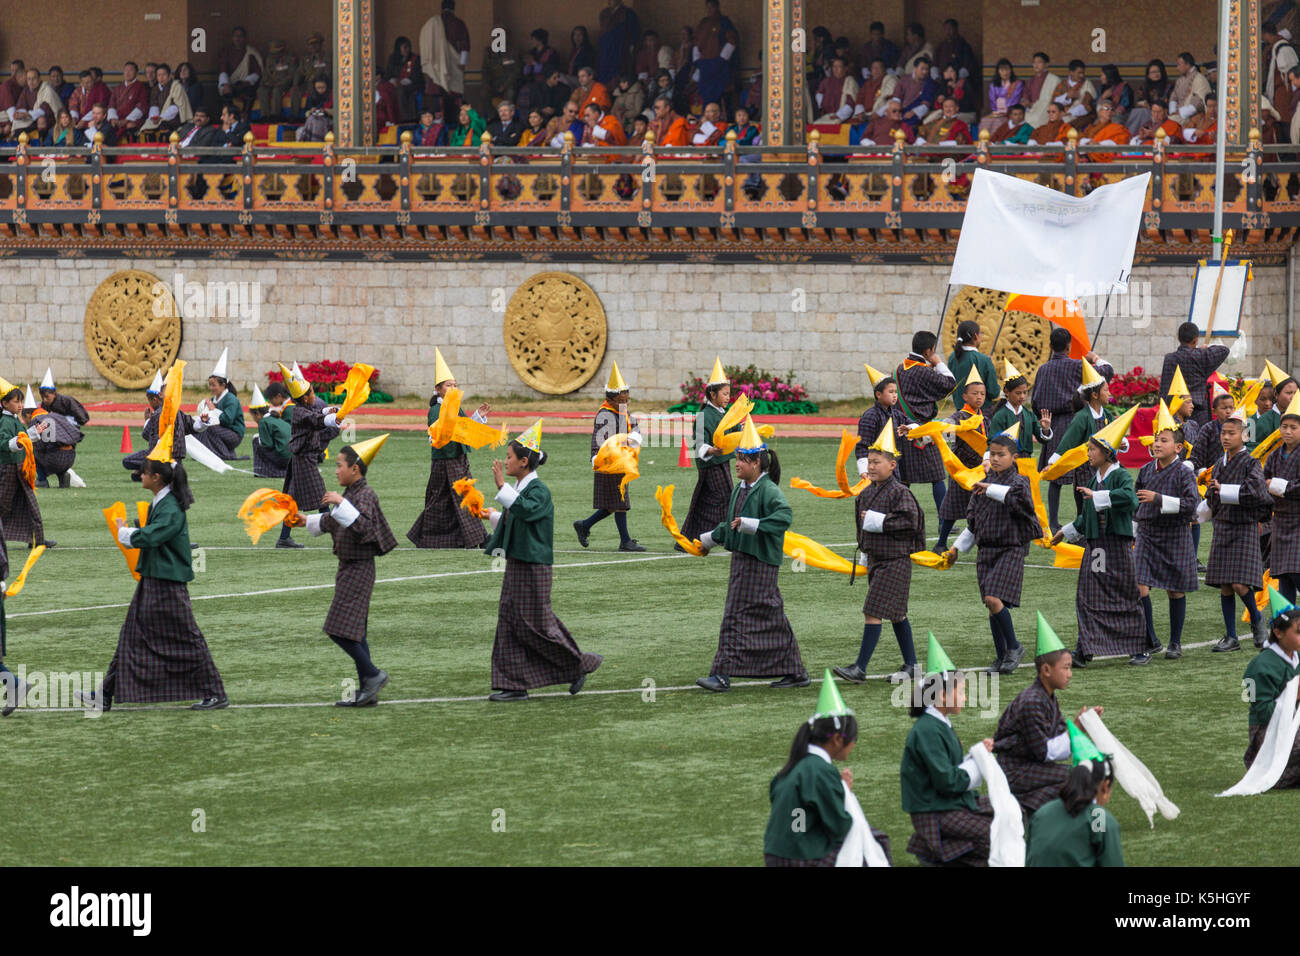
692 132 708 144
699 530 715 550
697 443 713 461
459 51 469 67
593 125 608 141
1270 478 1289 495
107 107 120 120
954 528 975 553
161 104 180 121
626 431 642 448
148 106 161 118
126 107 143 123
1160 494 1181 514
1047 452 1061 465
958 755 983 790
117 526 136 546
911 103 929 118
986 484 1009 503
219 72 231 87
1220 483 1241 505
738 516 759 534
1061 522 1083 543
1182 459 1195 471
305 513 325 536
489 510 501 530
496 483 519 509
1195 500 1211 523
7 437 20 452
245 73 260 86
324 412 338 427
1093 489 1112 510
330 498 360 528
862 510 886 533
471 410 487 424
1046 731 1070 762
856 456 871 476
720 43 735 60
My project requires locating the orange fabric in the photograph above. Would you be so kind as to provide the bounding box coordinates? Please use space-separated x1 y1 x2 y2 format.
655 484 705 555
1004 294 1091 358
584 114 627 161
104 501 144 581
1140 119 1182 144
902 358 925 370
578 82 612 115
452 477 487 518
237 488 300 544
1030 119 1068 144
789 429 870 499
652 113 689 147
15 432 35 489
1080 121 1130 162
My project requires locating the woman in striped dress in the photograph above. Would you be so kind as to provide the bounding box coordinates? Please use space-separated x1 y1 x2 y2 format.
681 362 741 544
1047 371 1119 525
1265 396 1300 604
193 352 247 460
935 370 986 552
573 365 644 552
0 380 51 549
277 369 338 549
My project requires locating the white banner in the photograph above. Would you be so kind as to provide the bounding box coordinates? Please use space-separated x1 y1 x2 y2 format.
949 169 1150 296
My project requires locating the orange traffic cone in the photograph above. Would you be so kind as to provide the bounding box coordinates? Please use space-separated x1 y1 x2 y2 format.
120 425 132 453
678 436 690 467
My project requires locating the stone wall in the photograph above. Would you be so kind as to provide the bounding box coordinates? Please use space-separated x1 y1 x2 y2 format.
0 257 1289 403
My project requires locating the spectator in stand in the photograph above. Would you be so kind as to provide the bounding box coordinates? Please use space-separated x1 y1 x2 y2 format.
896 57 938 128
1264 24 1299 127
850 96 916 146
108 61 149 141
917 95 972 145
522 108 546 146
46 108 75 147
1127 59 1172 135
694 0 740 111
832 37 855 76
1028 100 1069 145
176 106 218 149
692 101 725 144
481 44 522 115
854 58 896 120
141 63 193 139
630 114 649 142
980 58 1023 135
1023 52 1061 128
47 67 74 106
897 23 934 75
261 41 298 122
1169 53 1212 126
541 69 575 120
1182 93 1219 145
520 29 561 114
1136 100 1181 143
939 60 978 121
10 68 63 139
487 101 526 146
376 70 401 128
860 22 899 82
0 61 23 138
217 26 263 110
598 0 641 86
991 103 1033 144
1289 67 1300 145
442 0 471 71
219 105 251 148
568 26 598 82
673 26 698 104
81 102 116 147
292 33 330 119
581 101 627 152
635 30 673 83
450 102 486 146
416 107 448 147
1097 64 1132 123
538 115 562 148
1078 98 1130 162
385 36 423 121
555 99 584 143
69 69 107 131
176 63 204 115
611 75 645 126
934 19 979 81
738 66 763 115
297 79 332 140
1053 59 1096 130
575 66 612 115
729 105 760 144
649 93 688 146
814 57 859 123
808 27 835 87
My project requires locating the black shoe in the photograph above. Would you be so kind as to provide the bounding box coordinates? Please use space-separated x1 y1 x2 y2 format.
897 663 918 680
696 674 730 693
489 689 529 701
573 520 590 548
1129 653 1153 665
673 543 687 553
770 674 812 689
41 539 55 549
618 539 647 553
985 657 1004 674
1165 643 1183 660
354 669 389 706
335 695 378 707
1148 639 1164 655
34 478 49 489
57 473 71 489
569 672 587 695
74 689 111 712
275 538 305 549
2 678 28 717
1196 560 1208 574
1071 650 1087 669
191 696 229 710
998 643 1025 674
1252 615 1269 649
832 663 868 684
1212 634 1241 653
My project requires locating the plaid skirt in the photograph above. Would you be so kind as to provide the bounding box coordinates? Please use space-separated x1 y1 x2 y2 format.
900 438 946 485
195 425 243 460
0 463 43 545
102 578 225 703
938 478 972 521
764 829 892 867
681 465 733 541
34 445 75 476
977 543 1029 607
593 472 630 511
324 559 376 642
1245 722 1300 789
1206 520 1265 589
1135 520 1199 592
407 457 487 549
1076 535 1148 657
122 450 149 471
999 755 1071 814
284 454 327 512
1270 513 1300 577
491 559 602 691
252 436 288 479
712 551 807 679
906 795 995 865
863 555 912 621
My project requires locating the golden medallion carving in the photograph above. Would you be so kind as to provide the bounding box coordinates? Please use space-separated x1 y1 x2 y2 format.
504 272 608 394
83 270 183 389
940 285 1052 387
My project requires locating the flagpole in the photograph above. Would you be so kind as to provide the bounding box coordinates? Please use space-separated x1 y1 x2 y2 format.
1092 289 1115 350
934 282 955 337
1213 0 1230 248
989 307 1010 354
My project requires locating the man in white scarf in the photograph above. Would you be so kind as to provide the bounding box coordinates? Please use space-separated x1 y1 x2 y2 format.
421 12 465 96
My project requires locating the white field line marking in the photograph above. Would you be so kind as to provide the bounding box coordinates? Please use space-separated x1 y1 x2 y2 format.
18 638 1224 716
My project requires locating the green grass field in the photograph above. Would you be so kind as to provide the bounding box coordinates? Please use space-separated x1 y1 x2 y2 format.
3 425 1291 866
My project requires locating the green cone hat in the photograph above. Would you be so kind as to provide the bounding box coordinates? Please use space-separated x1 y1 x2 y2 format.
1068 719 1105 766
811 668 854 727
1268 586 1294 620
925 632 957 676
1036 610 1066 657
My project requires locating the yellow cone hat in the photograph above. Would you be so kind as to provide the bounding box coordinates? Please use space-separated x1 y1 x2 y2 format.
869 421 899 457
1263 359 1289 387
279 363 310 399
515 418 543 453
606 361 628 393
1004 360 1025 383
1078 358 1105 392
1141 399 1179 445
1167 365 1191 414
864 363 888 388
350 433 389 466
1228 404 1248 424
433 347 455 386
1090 404 1139 456
964 365 984 388
1283 390 1300 420
0 376 17 397
737 415 767 454
1000 421 1021 441
707 357 728 387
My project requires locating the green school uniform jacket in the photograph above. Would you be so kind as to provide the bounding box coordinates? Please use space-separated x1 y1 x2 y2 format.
694 403 738 470
0 411 27 466
132 491 195 583
946 348 1001 414
709 473 792 567
483 476 554 565
1244 646 1300 726
1026 798 1124 867
900 711 978 813
763 753 854 860
258 413 291 459
1249 409 1281 451
987 402 1049 458
428 402 472 461
215 389 246 440
1055 406 1112 458
1075 465 1138 539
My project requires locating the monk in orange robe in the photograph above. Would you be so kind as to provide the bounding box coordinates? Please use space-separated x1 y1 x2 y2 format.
1136 101 1181 144
581 103 628 162
575 67 612 116
1028 101 1069 145
691 102 726 145
649 94 688 146
1079 99 1130 162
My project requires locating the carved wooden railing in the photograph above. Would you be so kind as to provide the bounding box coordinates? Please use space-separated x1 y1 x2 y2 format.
0 127 1296 262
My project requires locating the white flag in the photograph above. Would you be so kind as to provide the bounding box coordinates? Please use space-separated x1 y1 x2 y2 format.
950 169 1150 296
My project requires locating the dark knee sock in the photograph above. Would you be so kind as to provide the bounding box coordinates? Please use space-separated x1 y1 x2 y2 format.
1282 575 1300 605
1048 483 1062 529
932 480 946 512
1140 594 1157 644
855 623 883 671
1072 486 1084 517
329 635 379 681
936 519 955 551
581 509 610 529
279 522 293 541
892 619 917 666
996 607 1019 649
1168 595 1186 646
1191 522 1201 556
1221 593 1237 636
1240 590 1261 625
988 613 1007 659
614 511 630 542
